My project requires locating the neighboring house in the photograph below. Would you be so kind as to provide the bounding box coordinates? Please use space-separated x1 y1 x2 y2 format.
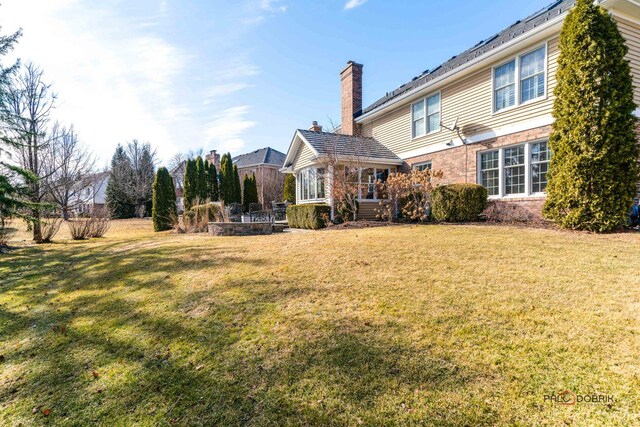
233 147 287 208
73 172 108 215
282 0 640 220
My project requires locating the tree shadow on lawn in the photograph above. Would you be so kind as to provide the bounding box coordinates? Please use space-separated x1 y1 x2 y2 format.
1 242 498 426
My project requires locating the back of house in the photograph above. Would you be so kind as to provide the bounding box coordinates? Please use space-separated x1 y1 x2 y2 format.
282 0 640 220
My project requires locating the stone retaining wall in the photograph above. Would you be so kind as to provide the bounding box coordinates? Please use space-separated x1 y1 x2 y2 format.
208 222 273 236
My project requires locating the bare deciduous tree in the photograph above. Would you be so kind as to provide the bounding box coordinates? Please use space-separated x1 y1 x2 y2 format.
41 123 95 219
0 63 57 242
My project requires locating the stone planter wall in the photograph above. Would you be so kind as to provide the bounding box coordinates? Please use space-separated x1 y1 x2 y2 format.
208 222 273 236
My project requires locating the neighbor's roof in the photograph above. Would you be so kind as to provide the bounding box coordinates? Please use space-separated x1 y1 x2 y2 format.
232 147 287 168
361 0 574 116
297 129 402 162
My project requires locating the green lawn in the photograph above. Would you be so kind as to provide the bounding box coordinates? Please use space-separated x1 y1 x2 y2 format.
1 220 639 426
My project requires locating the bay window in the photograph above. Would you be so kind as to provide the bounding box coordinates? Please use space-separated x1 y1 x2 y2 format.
298 167 326 201
478 140 551 198
411 93 440 138
493 44 546 112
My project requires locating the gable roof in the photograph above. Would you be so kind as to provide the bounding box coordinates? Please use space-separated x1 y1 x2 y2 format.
232 147 286 168
361 0 574 116
297 129 401 161
282 130 402 170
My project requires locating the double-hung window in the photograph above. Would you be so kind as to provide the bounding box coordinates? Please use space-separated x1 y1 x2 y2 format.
531 141 550 194
503 145 526 195
412 93 440 138
493 45 546 112
520 47 545 103
494 60 516 112
480 151 500 196
478 140 552 198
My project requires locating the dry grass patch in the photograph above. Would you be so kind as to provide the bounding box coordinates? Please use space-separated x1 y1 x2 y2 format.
1 220 639 426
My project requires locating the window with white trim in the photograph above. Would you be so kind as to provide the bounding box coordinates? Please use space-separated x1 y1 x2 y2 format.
413 162 432 172
478 140 552 198
298 167 326 201
412 93 440 138
520 47 545 103
493 45 546 112
480 151 499 196
531 141 550 193
494 60 516 112
503 145 525 195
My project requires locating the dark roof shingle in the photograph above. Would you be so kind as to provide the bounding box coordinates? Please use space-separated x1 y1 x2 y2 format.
297 129 401 161
233 147 287 168
362 0 573 115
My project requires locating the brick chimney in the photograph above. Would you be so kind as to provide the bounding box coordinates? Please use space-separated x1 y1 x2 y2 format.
205 149 221 170
309 121 323 132
340 61 363 136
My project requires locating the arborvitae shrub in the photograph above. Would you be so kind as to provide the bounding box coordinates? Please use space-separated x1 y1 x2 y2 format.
543 0 640 232
152 167 177 232
283 174 296 203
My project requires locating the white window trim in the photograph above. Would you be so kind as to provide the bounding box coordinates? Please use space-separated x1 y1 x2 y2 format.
477 139 550 199
492 42 548 115
298 167 327 202
411 91 442 139
412 161 432 171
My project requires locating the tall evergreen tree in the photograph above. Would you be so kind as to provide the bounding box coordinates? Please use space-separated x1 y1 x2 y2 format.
543 0 640 232
195 156 207 202
283 174 296 203
232 164 242 204
249 173 259 207
242 174 251 212
106 145 136 219
219 153 234 204
207 162 219 201
152 167 177 232
183 158 197 211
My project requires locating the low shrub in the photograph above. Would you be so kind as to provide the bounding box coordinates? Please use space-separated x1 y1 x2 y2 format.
286 204 331 230
67 211 111 240
431 184 487 222
335 200 358 223
192 203 222 223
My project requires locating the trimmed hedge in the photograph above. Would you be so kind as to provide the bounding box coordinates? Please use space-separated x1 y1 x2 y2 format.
286 204 331 230
431 184 488 222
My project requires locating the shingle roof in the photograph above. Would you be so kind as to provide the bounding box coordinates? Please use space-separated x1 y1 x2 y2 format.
297 129 401 161
362 0 574 115
233 147 287 168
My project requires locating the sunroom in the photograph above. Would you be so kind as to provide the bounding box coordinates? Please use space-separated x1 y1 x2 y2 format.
281 128 403 220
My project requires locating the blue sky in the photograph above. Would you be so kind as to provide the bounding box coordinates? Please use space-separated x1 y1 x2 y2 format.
0 0 554 166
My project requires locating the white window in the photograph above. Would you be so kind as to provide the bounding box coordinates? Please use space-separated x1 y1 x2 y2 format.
412 101 425 138
478 140 552 198
413 162 432 172
494 60 516 112
520 47 545 103
493 45 546 112
412 93 440 138
479 151 500 196
298 167 326 201
503 145 526 195
531 141 550 194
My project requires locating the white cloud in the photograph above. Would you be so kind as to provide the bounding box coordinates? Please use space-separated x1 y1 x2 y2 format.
204 106 257 154
0 0 260 165
260 0 288 13
345 0 368 10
